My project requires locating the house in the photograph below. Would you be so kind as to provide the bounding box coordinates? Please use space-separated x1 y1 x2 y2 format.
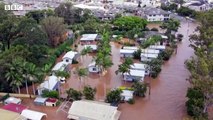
139 0 161 7
122 46 138 50
88 62 101 73
80 34 98 44
62 51 78 64
121 90 134 101
183 1 211 11
130 63 150 75
84 45 98 51
4 97 22 105
149 45 166 51
45 98 58 107
67 100 121 120
0 109 26 120
34 97 47 106
37 75 60 95
142 7 170 22
21 109 47 120
123 69 145 82
141 49 160 54
120 49 137 58
52 61 69 72
141 53 159 62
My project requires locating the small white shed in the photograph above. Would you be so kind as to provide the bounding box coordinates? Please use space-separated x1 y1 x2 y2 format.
141 49 160 54
121 90 134 101
52 61 69 72
130 63 150 75
123 69 145 82
4 97 21 105
149 45 166 51
80 34 98 42
122 46 138 50
84 45 98 51
140 53 158 62
120 49 137 58
88 62 101 73
62 51 78 64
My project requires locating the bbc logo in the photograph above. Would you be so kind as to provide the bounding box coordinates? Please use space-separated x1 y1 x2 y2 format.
5 4 23 11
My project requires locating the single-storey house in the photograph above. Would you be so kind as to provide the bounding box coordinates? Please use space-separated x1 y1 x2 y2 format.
4 97 22 105
84 45 98 51
122 46 138 50
80 34 98 44
88 62 101 73
21 109 47 120
120 49 137 58
141 49 160 54
149 45 166 51
141 53 159 62
37 75 60 95
52 61 69 72
67 100 121 120
62 51 78 64
130 63 150 75
121 90 134 101
34 97 47 106
0 109 26 120
45 98 58 107
123 69 145 82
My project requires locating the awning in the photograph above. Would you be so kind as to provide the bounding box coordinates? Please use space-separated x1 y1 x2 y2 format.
2 103 27 113
21 109 47 120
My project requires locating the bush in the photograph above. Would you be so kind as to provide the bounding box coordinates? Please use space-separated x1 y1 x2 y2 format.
127 98 135 104
56 101 61 106
106 89 122 104
66 88 82 100
146 58 163 78
133 49 141 60
158 49 174 61
83 86 96 100
42 90 59 99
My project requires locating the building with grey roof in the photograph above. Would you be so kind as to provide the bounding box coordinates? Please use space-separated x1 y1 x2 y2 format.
142 7 170 21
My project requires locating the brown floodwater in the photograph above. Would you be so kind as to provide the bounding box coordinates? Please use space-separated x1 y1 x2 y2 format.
18 20 198 120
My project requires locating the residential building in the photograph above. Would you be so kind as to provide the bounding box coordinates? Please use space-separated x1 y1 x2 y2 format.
67 100 121 120
123 69 145 82
142 7 170 21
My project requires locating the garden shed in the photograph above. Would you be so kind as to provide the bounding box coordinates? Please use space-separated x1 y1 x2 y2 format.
34 97 47 106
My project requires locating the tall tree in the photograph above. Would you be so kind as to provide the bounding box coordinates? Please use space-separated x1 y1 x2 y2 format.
75 67 88 88
41 16 66 47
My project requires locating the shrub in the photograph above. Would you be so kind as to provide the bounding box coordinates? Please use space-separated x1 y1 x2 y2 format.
127 98 135 104
42 90 59 99
56 101 61 106
133 49 141 60
83 86 96 100
158 49 174 61
106 89 122 104
146 58 163 78
66 88 82 100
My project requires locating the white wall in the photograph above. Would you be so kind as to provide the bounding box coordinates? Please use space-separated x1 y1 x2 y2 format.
146 14 170 21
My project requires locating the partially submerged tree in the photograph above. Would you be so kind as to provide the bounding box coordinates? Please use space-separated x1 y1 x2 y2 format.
83 85 96 100
132 81 147 97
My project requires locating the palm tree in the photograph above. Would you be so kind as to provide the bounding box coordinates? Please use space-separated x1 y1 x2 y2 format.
75 67 88 88
116 57 133 75
80 46 93 61
5 58 24 94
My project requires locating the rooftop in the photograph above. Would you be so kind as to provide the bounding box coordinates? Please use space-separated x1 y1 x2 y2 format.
80 34 98 41
68 100 121 120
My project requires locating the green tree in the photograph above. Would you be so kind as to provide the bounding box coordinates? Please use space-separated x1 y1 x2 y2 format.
132 81 147 97
66 88 82 100
115 57 133 75
26 9 55 23
113 16 147 31
75 67 88 86
146 58 163 78
41 16 66 47
105 89 122 104
83 85 96 100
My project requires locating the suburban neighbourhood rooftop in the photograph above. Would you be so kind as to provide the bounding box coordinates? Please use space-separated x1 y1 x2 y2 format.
80 34 98 41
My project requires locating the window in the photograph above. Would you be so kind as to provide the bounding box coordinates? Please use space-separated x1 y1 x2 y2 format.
93 67 97 71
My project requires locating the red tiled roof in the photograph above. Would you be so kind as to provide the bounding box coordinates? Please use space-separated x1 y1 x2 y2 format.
46 98 57 103
2 103 27 113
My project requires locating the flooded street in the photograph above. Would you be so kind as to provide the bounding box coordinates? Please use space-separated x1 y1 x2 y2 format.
119 21 197 120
